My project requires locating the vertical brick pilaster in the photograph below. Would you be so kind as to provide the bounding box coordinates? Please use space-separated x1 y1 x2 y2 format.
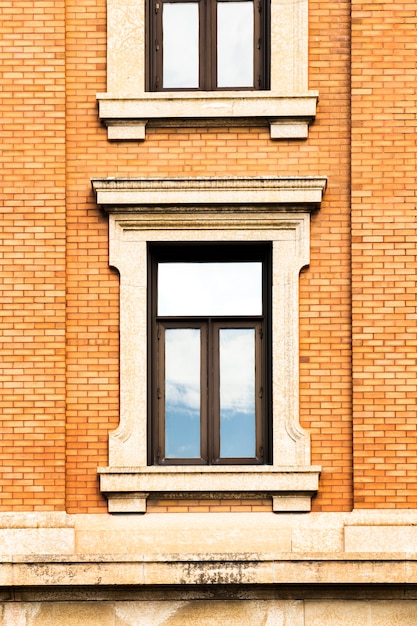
0 1 67 510
351 2 417 508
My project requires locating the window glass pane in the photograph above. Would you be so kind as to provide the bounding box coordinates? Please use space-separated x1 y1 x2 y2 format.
158 262 262 316
163 3 199 88
219 328 256 457
217 1 254 88
165 328 201 458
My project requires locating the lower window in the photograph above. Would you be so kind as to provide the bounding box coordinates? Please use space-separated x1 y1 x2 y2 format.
149 243 271 465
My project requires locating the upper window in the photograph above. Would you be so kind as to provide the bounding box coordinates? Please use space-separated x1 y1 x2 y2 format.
149 243 271 465
99 0 318 140
147 0 269 91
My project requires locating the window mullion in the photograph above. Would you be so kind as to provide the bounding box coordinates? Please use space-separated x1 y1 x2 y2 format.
255 321 265 462
208 318 220 463
199 0 205 89
152 0 163 90
200 321 209 463
255 0 269 89
155 321 165 463
254 0 262 88
203 0 216 90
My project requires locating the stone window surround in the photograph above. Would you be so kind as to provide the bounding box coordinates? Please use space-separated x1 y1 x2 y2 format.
91 176 326 513
97 0 318 140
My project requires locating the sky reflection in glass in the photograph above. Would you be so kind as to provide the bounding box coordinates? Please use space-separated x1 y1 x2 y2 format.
165 328 201 458
217 1 254 87
163 3 199 88
158 262 262 316
219 328 256 457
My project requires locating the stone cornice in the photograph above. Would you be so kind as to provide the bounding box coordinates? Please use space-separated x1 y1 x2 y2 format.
2 511 417 587
91 176 328 211
3 553 417 587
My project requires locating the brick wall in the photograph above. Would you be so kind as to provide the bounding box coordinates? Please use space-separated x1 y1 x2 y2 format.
351 2 417 508
63 0 352 513
0 1 66 511
3 0 415 513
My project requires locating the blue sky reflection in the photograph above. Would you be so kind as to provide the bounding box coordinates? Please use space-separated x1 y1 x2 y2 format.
165 328 201 458
220 328 256 457
161 262 261 460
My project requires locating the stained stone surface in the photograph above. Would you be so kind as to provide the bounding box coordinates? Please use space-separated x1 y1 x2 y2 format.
3 600 417 625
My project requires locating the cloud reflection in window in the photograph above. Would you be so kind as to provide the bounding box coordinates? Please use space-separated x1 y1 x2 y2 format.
165 328 201 458
163 3 199 88
220 328 256 457
158 262 262 316
217 1 254 88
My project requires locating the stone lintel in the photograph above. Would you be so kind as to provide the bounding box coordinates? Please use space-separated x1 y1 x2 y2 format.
91 176 328 211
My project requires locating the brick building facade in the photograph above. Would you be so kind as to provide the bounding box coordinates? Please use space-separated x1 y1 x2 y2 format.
0 0 417 623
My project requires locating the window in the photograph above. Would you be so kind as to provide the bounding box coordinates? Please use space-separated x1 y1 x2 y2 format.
92 176 325 513
99 0 318 140
149 244 271 465
147 0 269 91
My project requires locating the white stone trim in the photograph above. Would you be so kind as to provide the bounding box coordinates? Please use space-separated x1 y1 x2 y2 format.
98 466 321 513
6 552 417 588
98 0 318 139
92 176 327 208
5 510 417 587
91 176 325 512
97 95 318 140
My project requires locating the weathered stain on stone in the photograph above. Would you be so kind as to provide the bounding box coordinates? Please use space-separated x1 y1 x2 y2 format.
178 559 258 586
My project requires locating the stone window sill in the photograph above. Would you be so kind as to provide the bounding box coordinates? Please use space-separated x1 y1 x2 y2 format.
97 92 319 141
98 466 321 513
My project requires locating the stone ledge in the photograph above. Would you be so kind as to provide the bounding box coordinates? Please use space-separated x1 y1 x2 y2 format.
0 512 73 529
345 510 417 526
97 466 321 513
91 176 328 211
2 553 417 587
97 93 319 140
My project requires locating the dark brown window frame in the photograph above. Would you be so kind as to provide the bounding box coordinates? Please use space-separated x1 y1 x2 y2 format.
146 0 270 92
148 243 272 466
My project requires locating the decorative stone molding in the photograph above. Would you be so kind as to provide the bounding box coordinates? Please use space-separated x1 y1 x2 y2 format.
6 552 417 588
6 509 417 613
98 0 318 140
92 176 327 208
91 176 326 512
